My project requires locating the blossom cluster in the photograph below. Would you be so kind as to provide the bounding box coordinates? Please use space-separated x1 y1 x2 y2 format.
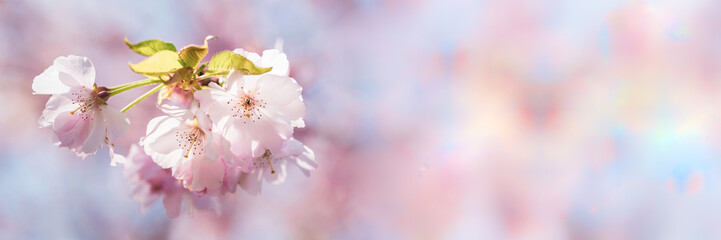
32 37 316 217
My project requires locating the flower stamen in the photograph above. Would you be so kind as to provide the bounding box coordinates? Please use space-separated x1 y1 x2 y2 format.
69 87 101 120
262 149 276 174
228 88 266 124
184 128 199 158
176 119 205 159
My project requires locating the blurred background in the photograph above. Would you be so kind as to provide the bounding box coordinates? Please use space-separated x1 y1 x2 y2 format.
2 0 721 239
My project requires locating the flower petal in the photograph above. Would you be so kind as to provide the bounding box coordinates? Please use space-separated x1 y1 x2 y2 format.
283 139 316 176
144 116 181 142
38 95 75 128
263 161 287 185
195 88 235 122
159 104 192 119
223 119 255 158
101 106 130 139
52 55 96 88
141 116 184 168
246 115 292 156
153 149 184 169
203 130 220 161
52 111 91 154
260 49 289 77
33 56 96 95
188 157 224 192
238 171 263 195
256 75 306 127
256 74 302 106
292 145 317 177
162 185 183 218
32 70 73 95
263 98 306 128
241 75 260 93
80 112 106 155
225 70 245 92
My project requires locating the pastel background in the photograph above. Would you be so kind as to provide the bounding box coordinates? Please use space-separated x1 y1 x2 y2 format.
2 0 721 239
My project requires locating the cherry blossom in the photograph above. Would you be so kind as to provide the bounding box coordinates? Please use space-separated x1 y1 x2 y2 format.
32 39 318 219
238 138 317 195
195 70 306 160
139 103 226 192
118 145 213 218
33 55 129 160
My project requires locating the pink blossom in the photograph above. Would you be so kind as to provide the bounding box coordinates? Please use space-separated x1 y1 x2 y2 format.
195 70 306 160
238 138 317 195
119 145 213 218
140 103 226 192
33 55 129 161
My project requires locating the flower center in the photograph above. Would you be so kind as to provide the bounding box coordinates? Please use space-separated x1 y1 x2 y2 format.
228 89 266 123
175 122 205 158
69 86 102 120
250 149 276 174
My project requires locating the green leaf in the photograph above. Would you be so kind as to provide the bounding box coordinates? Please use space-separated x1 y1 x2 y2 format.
205 51 272 76
178 35 216 68
176 67 195 87
129 50 183 76
179 46 206 68
125 38 177 56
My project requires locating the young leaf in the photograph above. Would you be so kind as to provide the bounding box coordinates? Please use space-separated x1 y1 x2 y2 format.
175 67 195 89
178 35 216 68
205 51 272 76
129 50 183 76
124 38 177 56
157 67 194 104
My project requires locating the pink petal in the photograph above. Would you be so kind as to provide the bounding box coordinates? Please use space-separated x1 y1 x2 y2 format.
38 95 75 128
102 106 130 140
238 171 263 195
189 157 225 192
51 55 96 88
80 112 106 154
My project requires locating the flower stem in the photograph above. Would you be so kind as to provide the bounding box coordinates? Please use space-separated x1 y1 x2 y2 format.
108 78 164 97
121 84 163 113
